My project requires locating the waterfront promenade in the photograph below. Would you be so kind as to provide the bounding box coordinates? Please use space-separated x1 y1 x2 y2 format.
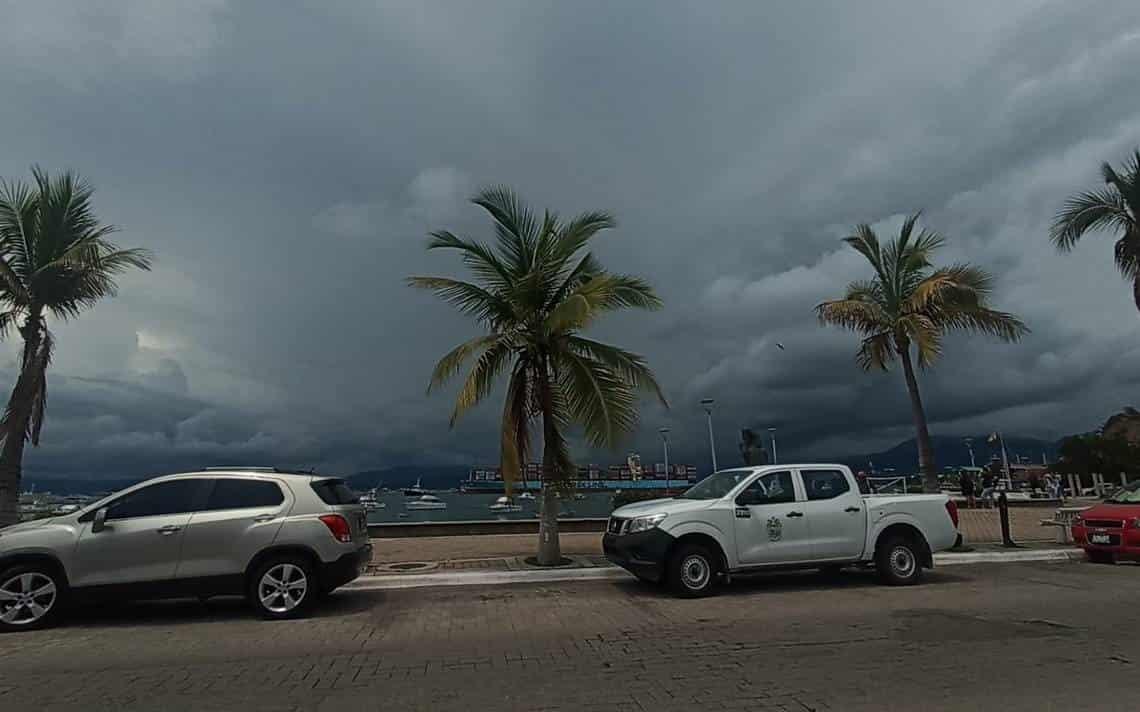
1 559 1135 711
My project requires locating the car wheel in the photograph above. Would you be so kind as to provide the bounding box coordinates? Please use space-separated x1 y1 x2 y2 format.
667 543 718 598
1087 550 1115 565
0 564 66 632
876 534 924 586
249 556 316 620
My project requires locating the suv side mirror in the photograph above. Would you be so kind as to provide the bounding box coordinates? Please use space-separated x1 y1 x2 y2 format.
92 508 108 533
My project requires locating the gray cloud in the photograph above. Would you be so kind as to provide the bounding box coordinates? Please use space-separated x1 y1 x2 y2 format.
2 0 1140 478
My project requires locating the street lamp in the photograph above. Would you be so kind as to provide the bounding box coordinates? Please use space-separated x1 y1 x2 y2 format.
768 427 778 464
700 398 717 473
659 427 671 494
964 437 976 468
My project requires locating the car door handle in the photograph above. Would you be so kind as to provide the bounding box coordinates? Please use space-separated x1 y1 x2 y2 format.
844 506 861 513
786 511 804 518
156 525 182 535
253 514 276 523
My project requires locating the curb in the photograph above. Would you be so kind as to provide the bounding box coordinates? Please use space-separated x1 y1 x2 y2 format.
347 548 1084 592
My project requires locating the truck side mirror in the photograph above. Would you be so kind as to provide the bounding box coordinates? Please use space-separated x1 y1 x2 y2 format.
735 491 759 507
92 507 108 533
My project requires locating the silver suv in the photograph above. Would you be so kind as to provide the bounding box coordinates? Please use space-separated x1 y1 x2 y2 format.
0 468 372 631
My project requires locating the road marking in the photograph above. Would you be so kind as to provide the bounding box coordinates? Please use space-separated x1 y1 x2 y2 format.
347 548 1085 591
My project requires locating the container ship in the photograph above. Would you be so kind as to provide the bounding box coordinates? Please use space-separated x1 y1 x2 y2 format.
459 454 699 493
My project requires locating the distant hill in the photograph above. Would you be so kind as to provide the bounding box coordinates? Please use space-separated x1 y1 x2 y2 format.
839 434 1059 473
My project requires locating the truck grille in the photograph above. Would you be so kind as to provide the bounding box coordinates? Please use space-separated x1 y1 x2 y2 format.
1083 519 1125 529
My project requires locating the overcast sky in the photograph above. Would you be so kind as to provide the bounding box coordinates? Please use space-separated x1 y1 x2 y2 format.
3 0 1140 479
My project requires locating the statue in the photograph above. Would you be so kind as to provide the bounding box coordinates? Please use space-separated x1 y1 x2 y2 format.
739 429 769 466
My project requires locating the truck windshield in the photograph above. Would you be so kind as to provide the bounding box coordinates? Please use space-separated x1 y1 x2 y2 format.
679 470 753 500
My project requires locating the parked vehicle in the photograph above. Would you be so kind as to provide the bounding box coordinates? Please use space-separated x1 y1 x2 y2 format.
603 464 959 597
1070 480 1140 563
0 468 372 631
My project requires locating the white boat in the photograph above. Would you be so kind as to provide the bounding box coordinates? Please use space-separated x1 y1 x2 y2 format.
518 492 536 500
404 478 429 497
405 494 447 511
359 489 385 511
488 496 522 513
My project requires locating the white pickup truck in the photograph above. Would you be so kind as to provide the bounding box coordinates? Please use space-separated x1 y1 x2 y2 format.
603 464 959 597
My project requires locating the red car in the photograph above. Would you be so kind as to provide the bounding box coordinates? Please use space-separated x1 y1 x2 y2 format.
1071 480 1140 563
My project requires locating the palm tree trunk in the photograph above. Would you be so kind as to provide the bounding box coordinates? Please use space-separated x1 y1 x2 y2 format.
536 362 563 566
0 330 37 527
898 344 939 494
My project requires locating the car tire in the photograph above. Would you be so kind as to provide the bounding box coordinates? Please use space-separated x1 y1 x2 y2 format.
1087 550 1115 565
0 564 67 632
876 534 924 586
667 543 718 598
248 556 317 620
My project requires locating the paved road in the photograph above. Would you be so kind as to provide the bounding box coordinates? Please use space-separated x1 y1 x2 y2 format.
1 560 1135 711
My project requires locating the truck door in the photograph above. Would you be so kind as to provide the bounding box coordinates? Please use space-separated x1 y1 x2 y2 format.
733 470 814 566
798 468 865 560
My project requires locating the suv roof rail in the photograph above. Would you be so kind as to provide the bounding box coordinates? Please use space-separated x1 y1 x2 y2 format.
204 466 277 472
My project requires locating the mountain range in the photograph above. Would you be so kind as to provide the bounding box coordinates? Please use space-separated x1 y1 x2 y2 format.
21 434 1059 495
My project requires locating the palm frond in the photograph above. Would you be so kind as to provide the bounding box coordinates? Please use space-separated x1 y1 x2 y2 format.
471 186 538 272
565 336 667 407
426 229 514 287
1114 229 1140 280
855 332 895 371
499 360 532 493
843 224 889 284
425 334 503 393
406 276 513 325
937 305 1029 342
557 351 638 448
449 339 514 426
908 264 993 312
1050 188 1133 251
815 294 889 334
548 210 615 266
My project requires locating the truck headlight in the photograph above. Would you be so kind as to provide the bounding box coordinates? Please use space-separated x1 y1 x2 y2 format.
626 513 667 534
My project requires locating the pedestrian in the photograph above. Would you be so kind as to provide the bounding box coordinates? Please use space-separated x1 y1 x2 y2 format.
980 471 995 508
960 470 976 509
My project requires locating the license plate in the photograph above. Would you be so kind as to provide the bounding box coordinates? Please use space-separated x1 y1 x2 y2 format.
1090 533 1112 545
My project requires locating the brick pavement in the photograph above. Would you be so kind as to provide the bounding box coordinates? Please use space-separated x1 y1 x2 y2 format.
2 560 1138 711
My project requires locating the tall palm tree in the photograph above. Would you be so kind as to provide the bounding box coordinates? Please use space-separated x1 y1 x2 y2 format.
410 187 666 565
1051 148 1140 310
0 168 152 526
816 214 1028 493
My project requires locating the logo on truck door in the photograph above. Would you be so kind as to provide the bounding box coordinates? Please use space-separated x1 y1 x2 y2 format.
766 516 782 541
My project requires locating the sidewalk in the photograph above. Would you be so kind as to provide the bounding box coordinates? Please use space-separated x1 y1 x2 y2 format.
370 506 1061 571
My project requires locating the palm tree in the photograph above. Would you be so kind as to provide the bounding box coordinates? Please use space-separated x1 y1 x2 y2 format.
816 214 1027 493
1051 148 1140 310
0 169 152 526
410 187 666 565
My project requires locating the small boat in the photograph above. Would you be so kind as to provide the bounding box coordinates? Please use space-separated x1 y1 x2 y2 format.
488 496 522 513
359 489 385 511
405 494 447 511
404 478 429 497
518 491 536 500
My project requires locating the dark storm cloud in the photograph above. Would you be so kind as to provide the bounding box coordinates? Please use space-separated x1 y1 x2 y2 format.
1 0 1139 477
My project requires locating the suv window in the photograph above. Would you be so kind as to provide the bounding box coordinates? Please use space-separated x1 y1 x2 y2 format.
103 479 208 521
802 469 850 500
204 479 284 510
739 471 795 505
311 479 357 505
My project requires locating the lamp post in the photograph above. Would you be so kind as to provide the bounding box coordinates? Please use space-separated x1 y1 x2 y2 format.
700 398 717 473
768 427 778 464
659 427 670 494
